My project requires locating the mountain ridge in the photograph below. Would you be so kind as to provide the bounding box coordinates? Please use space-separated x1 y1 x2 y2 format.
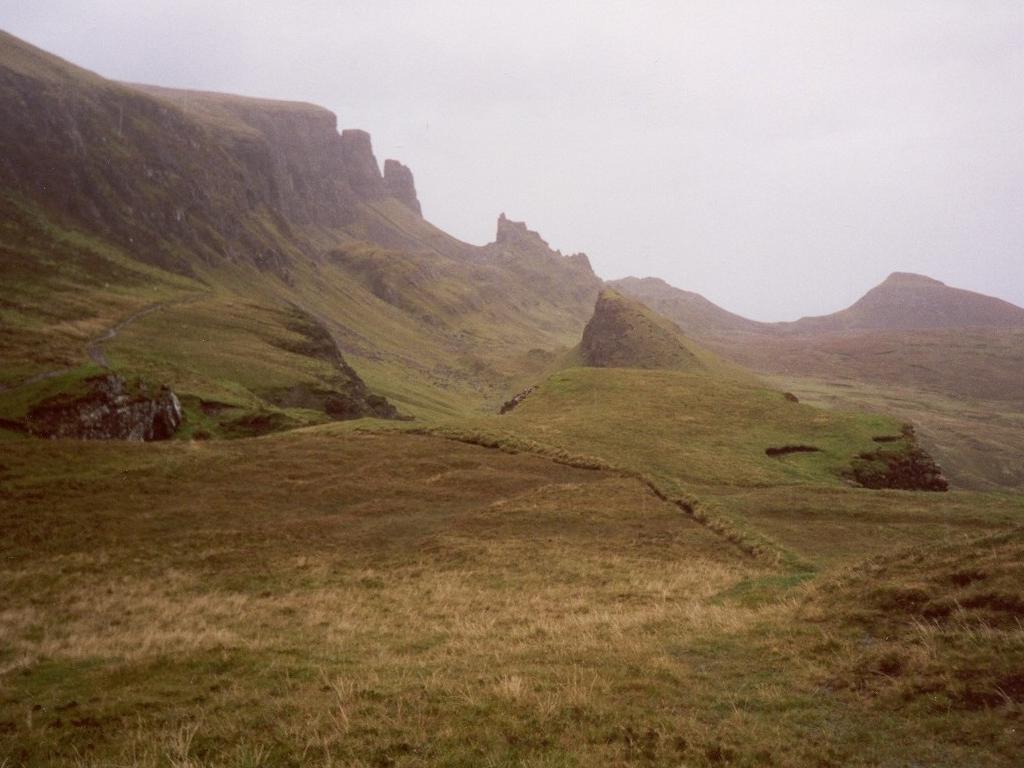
613 271 1024 336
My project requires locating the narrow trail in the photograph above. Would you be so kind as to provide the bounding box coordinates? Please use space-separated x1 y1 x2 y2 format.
84 302 169 368
1 294 205 393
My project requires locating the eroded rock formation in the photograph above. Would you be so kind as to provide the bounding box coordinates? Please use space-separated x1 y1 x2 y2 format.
27 375 182 441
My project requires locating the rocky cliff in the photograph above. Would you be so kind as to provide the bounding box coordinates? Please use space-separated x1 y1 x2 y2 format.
383 159 421 215
0 31 422 277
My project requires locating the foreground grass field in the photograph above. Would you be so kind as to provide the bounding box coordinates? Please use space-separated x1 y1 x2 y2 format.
2 426 1022 767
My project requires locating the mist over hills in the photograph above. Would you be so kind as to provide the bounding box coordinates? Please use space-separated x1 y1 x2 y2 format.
612 271 1024 338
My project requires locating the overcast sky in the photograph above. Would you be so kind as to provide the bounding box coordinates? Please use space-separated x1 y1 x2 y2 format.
3 1 1023 320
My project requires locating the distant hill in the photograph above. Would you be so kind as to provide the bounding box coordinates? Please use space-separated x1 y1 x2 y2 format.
608 276 767 336
612 272 1024 338
782 272 1024 333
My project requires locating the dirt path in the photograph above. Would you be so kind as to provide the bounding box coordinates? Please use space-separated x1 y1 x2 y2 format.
1 295 203 393
84 302 169 368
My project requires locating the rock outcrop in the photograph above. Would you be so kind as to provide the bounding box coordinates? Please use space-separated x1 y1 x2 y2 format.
383 159 422 215
264 306 403 422
499 386 536 414
578 290 706 371
848 425 949 491
26 375 182 441
340 129 387 200
494 213 550 248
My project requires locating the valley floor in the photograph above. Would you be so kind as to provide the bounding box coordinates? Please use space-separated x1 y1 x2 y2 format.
1 429 1022 767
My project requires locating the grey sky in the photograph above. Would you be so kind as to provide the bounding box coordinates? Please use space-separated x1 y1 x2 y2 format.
3 1 1023 320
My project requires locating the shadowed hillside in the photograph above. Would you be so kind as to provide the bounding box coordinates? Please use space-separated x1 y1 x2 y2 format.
0 30 601 435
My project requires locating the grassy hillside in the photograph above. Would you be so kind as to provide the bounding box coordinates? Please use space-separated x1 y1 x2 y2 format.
781 272 1024 333
763 374 1024 492
612 271 1024 490
494 367 901 492
2 428 1021 767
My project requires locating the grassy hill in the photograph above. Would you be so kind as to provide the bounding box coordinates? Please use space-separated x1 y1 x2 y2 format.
613 272 1024 490
781 272 1024 333
2 412 1021 767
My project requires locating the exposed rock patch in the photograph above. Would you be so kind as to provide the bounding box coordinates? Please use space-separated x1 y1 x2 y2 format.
26 375 182 441
849 425 949 491
383 159 422 215
339 129 387 199
499 386 536 414
495 213 549 248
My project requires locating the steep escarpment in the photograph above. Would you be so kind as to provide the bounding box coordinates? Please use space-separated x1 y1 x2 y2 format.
383 159 421 215
0 31 423 278
0 31 610 430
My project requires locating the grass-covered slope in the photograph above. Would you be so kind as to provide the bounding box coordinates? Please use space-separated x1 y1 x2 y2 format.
0 31 602 432
0 431 762 767
498 367 904 492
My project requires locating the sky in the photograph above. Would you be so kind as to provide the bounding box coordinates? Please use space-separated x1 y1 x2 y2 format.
3 1 1023 320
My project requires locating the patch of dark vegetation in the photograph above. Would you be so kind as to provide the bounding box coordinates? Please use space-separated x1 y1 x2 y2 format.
266 305 404 422
765 444 820 457
199 399 232 415
23 374 181 441
783 391 799 403
871 434 904 443
219 411 297 438
499 385 536 414
849 425 948 491
0 416 27 434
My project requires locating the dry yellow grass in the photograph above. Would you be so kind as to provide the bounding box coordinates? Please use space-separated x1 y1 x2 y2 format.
2 430 1021 766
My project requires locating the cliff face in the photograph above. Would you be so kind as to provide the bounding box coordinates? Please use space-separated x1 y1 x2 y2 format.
0 31 419 276
383 159 421 215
